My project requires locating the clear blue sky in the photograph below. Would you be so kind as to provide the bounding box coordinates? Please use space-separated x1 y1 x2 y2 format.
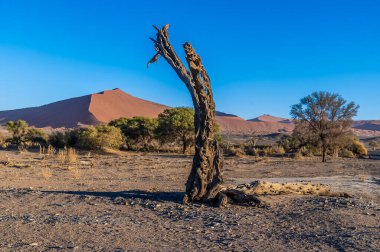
0 0 379 119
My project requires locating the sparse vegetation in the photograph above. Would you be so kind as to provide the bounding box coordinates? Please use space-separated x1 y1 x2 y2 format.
0 133 5 148
369 140 380 150
339 149 355 158
350 141 368 157
26 127 49 146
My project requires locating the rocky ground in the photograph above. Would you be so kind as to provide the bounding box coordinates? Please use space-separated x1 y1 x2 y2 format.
0 150 379 251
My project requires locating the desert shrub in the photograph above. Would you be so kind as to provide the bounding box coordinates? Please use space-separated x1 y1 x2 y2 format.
244 145 258 156
65 130 80 147
369 140 380 150
6 120 29 145
49 132 67 148
254 146 286 157
0 133 5 148
222 144 246 157
299 146 315 157
94 125 124 149
256 147 269 157
339 149 355 158
277 134 298 152
76 127 98 149
49 130 80 148
293 150 304 160
77 125 123 150
351 141 368 157
270 145 286 155
26 127 48 145
6 120 49 148
245 146 274 157
225 146 245 158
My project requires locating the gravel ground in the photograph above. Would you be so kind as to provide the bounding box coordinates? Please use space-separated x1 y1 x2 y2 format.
0 150 379 251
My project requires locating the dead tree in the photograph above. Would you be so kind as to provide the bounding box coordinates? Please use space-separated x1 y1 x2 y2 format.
148 25 263 207
148 25 351 206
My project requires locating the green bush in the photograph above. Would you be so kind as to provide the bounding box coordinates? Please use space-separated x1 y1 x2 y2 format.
48 132 68 148
77 125 123 150
109 117 157 151
26 127 48 145
6 120 29 145
49 126 123 150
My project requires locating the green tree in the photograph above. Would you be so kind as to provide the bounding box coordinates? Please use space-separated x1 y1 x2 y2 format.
110 117 157 151
156 107 195 154
6 120 29 145
109 117 130 128
290 91 359 162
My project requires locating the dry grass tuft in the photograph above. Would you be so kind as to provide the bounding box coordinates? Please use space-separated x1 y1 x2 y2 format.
57 148 78 165
41 167 53 180
0 153 30 168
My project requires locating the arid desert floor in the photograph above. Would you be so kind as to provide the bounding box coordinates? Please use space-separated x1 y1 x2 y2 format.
0 150 379 251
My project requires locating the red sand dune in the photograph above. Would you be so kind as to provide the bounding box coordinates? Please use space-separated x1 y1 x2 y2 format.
0 88 378 136
0 88 169 128
88 89 170 123
352 120 380 131
216 113 294 134
248 114 292 123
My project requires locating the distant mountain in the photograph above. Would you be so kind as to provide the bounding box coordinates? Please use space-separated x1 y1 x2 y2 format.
0 89 378 136
352 120 380 131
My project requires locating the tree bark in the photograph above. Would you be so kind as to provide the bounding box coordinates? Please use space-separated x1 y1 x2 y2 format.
149 25 263 206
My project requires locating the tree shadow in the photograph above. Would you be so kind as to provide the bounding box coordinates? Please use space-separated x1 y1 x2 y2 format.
41 189 185 204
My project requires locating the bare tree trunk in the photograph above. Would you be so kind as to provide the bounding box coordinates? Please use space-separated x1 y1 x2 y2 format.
182 136 188 154
322 144 327 162
148 25 261 206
